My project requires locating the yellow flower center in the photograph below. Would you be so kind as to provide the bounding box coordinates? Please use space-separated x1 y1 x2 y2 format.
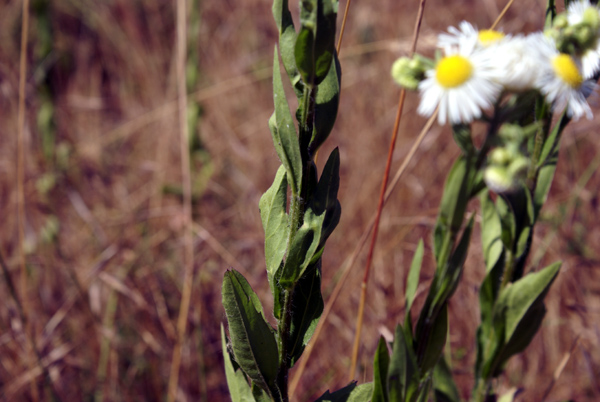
478 30 505 46
552 53 583 88
436 55 473 88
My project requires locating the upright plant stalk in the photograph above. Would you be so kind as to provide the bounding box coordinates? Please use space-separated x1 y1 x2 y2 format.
167 0 195 399
348 0 428 381
221 1 365 401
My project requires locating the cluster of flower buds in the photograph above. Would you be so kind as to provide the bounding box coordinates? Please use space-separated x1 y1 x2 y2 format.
391 0 600 125
482 123 539 193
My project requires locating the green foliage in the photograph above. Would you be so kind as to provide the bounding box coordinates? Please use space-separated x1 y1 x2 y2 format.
223 0 342 400
270 47 303 195
432 358 460 402
222 270 281 400
476 262 561 381
315 382 374 402
372 337 390 402
295 0 337 87
222 325 255 402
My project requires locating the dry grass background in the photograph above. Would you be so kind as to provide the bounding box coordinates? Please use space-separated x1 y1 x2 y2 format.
1 0 600 400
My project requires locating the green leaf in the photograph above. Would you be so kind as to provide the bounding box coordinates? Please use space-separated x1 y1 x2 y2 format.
279 201 327 288
451 124 475 156
222 270 280 399
260 165 289 278
310 52 341 155
404 239 424 331
418 303 448 375
433 357 460 402
288 262 324 367
433 156 473 266
497 388 519 402
271 47 303 195
315 382 374 402
388 325 418 402
221 325 255 402
480 190 504 274
295 0 337 86
372 337 390 402
312 148 341 247
481 262 561 379
499 262 561 353
272 0 302 95
430 216 474 317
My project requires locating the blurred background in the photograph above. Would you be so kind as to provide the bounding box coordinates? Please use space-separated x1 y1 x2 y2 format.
1 0 599 400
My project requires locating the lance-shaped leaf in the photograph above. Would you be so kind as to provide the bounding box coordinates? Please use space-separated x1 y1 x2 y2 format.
221 325 255 402
271 47 303 195
315 382 374 402
222 269 280 399
279 206 325 288
478 191 506 325
433 357 460 402
272 0 302 95
404 239 424 334
260 165 289 278
496 262 561 362
287 262 324 367
309 52 341 155
405 239 424 314
481 262 561 379
311 148 341 247
417 303 448 375
433 156 473 266
371 336 390 402
295 0 337 86
388 325 418 402
480 191 504 274
426 217 474 321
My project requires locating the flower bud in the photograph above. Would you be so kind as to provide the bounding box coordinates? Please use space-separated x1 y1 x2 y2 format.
391 55 430 90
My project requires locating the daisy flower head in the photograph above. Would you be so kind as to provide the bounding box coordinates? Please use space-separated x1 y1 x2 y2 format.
534 34 595 120
437 21 506 53
493 34 546 92
418 35 503 125
565 0 600 78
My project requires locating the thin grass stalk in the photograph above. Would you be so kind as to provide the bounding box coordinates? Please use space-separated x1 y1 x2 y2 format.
167 0 195 399
16 0 40 399
336 0 352 54
491 0 517 30
348 0 428 380
289 108 437 400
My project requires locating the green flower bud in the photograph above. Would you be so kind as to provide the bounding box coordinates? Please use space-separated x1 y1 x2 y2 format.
489 148 512 166
553 13 570 30
484 166 516 193
507 155 530 177
583 6 600 32
391 55 430 90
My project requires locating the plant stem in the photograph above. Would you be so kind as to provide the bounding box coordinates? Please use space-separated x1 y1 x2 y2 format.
276 289 294 402
526 125 545 191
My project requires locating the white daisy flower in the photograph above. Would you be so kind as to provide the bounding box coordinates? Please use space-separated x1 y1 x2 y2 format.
493 34 546 92
418 35 503 125
438 21 507 52
566 0 600 78
533 34 595 120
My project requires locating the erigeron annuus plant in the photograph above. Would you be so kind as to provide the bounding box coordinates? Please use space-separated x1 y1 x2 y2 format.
380 1 599 401
221 0 598 401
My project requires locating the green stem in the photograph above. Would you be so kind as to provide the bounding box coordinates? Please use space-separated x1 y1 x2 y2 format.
276 290 293 402
526 126 545 191
500 248 515 290
472 379 491 402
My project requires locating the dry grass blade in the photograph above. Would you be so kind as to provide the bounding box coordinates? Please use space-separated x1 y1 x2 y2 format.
167 0 196 400
348 0 428 381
